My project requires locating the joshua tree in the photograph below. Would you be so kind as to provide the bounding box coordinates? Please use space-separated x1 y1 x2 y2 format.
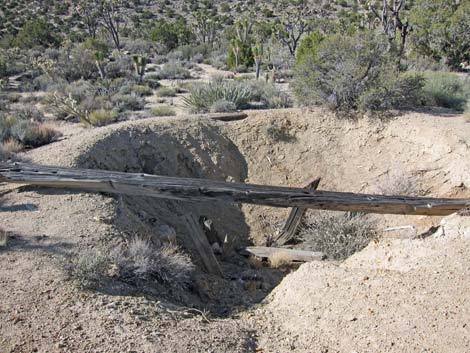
131 54 147 82
231 39 240 73
253 42 263 80
362 0 412 57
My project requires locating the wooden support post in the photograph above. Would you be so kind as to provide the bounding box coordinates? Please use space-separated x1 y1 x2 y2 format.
240 246 324 262
274 178 321 246
181 213 223 277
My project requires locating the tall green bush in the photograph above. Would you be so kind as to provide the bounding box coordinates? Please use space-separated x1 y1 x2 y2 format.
292 33 424 112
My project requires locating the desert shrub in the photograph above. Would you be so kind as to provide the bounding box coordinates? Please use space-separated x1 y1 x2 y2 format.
88 109 119 127
130 84 153 96
156 86 177 97
144 74 161 89
182 79 252 113
111 237 194 287
300 212 377 260
151 105 176 116
11 103 45 122
421 71 470 111
1 139 23 154
248 81 293 109
157 62 191 80
292 33 423 112
210 99 237 113
61 249 108 289
0 144 10 161
20 124 61 148
0 115 60 148
14 18 60 49
111 93 145 112
375 172 425 196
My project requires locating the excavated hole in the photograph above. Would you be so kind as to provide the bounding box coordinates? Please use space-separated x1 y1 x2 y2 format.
76 122 285 316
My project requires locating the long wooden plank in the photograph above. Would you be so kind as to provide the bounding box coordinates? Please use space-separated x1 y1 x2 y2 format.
181 213 223 276
241 246 324 262
0 162 469 216
274 178 321 246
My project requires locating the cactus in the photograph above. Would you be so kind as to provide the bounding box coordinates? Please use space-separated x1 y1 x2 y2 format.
253 42 263 80
131 54 147 83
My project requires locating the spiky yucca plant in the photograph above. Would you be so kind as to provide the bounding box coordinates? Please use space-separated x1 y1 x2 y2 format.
182 79 253 113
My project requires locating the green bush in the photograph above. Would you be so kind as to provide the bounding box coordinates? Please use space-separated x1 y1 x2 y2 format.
14 18 60 49
151 105 176 116
156 86 177 97
131 84 153 96
421 71 470 111
182 79 253 113
292 33 423 112
157 62 191 80
296 31 325 64
227 41 254 71
88 109 119 126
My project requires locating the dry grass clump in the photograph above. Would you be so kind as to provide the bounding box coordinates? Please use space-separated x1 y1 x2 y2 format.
300 212 377 260
375 172 424 196
1 138 24 154
61 248 108 289
111 237 194 288
151 105 176 117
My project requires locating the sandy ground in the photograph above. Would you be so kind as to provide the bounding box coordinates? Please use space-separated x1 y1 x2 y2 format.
1 108 470 352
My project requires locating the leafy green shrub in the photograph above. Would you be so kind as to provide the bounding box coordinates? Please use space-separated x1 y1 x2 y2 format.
182 79 253 113
421 71 470 111
157 62 191 80
88 109 119 127
151 105 176 116
300 212 377 260
61 249 108 289
292 33 423 112
14 18 60 49
210 99 237 113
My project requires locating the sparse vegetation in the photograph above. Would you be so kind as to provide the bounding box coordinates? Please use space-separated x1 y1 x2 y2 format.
151 105 176 117
182 79 252 113
61 248 108 289
300 212 377 260
421 72 470 111
110 237 194 288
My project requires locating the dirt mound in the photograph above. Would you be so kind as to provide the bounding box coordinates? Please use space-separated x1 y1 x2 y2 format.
256 215 470 352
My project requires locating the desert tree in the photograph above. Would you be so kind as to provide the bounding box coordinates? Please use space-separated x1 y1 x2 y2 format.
97 0 128 52
75 0 100 38
274 0 318 57
361 0 412 57
192 9 221 45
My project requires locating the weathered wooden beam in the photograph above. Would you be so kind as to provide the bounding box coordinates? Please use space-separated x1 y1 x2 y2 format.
274 178 321 246
0 162 469 216
181 213 223 276
240 246 324 262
